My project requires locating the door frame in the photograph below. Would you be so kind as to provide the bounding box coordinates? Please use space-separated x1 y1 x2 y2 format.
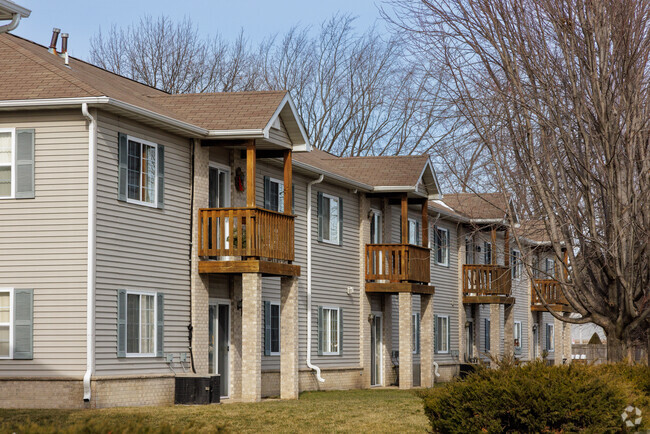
370 311 383 387
209 297 231 398
208 161 231 207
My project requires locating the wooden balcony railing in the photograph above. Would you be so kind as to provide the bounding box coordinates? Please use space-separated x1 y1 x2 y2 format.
532 279 568 306
365 243 430 284
462 264 511 297
198 207 295 262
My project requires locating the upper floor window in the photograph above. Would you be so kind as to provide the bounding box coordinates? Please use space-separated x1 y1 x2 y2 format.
209 165 230 208
0 128 35 200
511 249 522 279
127 137 158 206
407 218 420 245
370 210 382 244
545 258 555 278
483 242 492 265
318 193 342 245
465 237 475 264
434 226 450 266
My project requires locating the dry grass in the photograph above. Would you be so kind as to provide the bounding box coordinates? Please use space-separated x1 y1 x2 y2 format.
0 388 429 433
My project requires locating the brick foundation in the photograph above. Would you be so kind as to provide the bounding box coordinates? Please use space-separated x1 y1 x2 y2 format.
299 368 364 392
91 375 175 408
0 378 85 409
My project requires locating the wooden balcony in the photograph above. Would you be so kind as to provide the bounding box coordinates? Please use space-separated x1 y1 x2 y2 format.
462 264 514 304
531 279 572 312
198 207 299 276
365 244 434 295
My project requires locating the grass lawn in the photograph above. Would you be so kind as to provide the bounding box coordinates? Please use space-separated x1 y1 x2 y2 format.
0 389 429 433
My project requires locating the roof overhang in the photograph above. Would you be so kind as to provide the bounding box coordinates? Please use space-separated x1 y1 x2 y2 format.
0 0 30 20
293 160 373 191
417 158 442 200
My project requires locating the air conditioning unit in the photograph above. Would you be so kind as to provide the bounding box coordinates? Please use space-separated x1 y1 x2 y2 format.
175 375 214 405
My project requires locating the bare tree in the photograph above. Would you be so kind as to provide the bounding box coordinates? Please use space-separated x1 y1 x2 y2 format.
385 0 650 361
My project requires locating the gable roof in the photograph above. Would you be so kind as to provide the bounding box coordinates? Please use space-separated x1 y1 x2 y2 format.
442 192 513 222
0 33 310 148
518 220 551 244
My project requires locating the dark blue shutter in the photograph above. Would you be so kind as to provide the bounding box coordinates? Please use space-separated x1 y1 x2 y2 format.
485 319 490 351
317 306 324 355
264 301 271 356
157 145 164 209
156 293 164 357
338 197 343 246
15 129 35 199
264 176 271 210
117 290 127 357
447 317 451 354
433 314 438 354
13 289 33 359
317 192 324 242
117 133 128 201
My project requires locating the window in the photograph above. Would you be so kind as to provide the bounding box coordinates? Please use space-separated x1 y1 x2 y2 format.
126 292 157 356
209 165 230 208
545 258 555 279
485 319 491 351
318 193 341 245
266 177 285 213
264 301 280 356
319 306 342 355
412 313 420 354
0 289 12 358
514 321 522 350
511 249 522 279
435 226 449 266
483 242 492 265
407 218 420 245
127 136 158 207
436 315 449 354
465 237 475 264
546 323 555 351
0 129 14 199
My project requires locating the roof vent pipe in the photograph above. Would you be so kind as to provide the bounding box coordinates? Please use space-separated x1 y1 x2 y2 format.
49 28 60 54
61 33 68 54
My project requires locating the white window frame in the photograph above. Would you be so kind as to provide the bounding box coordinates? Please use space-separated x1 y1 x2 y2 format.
547 323 555 352
126 135 159 208
412 312 420 354
322 306 341 355
0 288 14 359
269 177 285 213
125 290 158 357
321 193 341 245
512 249 522 280
435 226 450 266
514 321 522 350
0 128 16 200
208 161 231 208
269 301 281 356
407 218 418 245
437 315 450 354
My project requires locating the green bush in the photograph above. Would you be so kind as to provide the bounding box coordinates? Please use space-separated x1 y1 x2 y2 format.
420 361 649 433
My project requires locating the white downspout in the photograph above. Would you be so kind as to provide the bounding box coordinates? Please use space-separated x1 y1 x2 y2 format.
81 103 97 401
0 13 20 33
306 174 325 382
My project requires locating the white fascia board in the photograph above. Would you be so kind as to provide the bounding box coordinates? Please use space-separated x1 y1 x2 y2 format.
205 129 265 139
0 0 31 17
293 160 372 191
0 96 110 108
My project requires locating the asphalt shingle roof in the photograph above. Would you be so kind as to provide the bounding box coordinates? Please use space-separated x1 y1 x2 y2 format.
442 192 510 220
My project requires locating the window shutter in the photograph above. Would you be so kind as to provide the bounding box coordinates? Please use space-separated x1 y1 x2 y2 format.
338 308 343 354
317 306 324 356
317 192 323 242
15 129 35 199
447 317 451 354
416 313 421 354
117 290 127 357
433 314 438 354
264 176 271 210
117 133 128 202
157 145 165 209
156 292 164 357
264 301 271 356
546 324 550 350
485 319 490 351
338 197 343 246
13 289 33 360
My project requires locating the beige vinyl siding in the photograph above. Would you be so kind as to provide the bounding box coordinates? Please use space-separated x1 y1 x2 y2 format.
511 242 530 359
0 109 88 377
267 118 292 147
94 111 191 376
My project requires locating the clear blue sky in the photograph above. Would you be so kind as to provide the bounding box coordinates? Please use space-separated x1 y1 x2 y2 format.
12 0 386 60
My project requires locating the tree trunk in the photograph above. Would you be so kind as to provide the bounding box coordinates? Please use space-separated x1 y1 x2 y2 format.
606 333 633 363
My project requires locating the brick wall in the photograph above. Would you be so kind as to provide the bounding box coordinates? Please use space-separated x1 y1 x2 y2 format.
299 368 364 392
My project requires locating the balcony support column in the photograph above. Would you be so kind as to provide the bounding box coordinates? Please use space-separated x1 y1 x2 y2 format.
241 272 262 402
489 304 502 361
246 140 256 207
398 292 413 389
503 304 514 357
280 276 299 399
420 294 435 387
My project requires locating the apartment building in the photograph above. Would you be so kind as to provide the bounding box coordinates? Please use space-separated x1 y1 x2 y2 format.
0 29 572 409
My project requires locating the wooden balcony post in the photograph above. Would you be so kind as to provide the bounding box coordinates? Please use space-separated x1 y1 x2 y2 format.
491 227 497 265
246 140 256 207
401 193 408 244
283 150 292 215
421 200 428 248
562 249 568 280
